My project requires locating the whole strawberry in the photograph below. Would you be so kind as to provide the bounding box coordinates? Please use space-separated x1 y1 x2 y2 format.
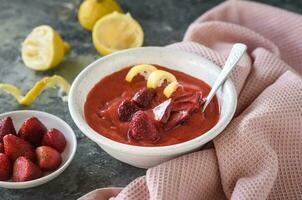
18 117 47 146
42 128 66 153
0 153 12 181
13 156 42 182
128 111 159 142
3 134 36 162
0 117 16 142
36 146 62 171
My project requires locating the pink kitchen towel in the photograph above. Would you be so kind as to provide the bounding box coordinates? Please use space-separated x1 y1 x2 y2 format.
79 0 302 199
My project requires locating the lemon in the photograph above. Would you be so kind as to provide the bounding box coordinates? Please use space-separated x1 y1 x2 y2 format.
163 81 179 98
126 65 179 97
125 64 157 82
0 75 70 105
22 25 70 71
78 0 123 31
92 12 144 55
147 70 177 89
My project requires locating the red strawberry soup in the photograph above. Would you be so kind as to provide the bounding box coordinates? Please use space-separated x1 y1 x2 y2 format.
84 65 220 146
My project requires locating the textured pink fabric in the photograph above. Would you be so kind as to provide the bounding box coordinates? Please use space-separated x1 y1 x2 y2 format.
79 1 302 199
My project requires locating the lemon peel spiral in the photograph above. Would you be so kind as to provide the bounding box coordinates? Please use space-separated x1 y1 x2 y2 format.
0 75 70 105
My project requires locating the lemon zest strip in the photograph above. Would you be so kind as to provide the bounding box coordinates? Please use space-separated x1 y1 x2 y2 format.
147 70 177 89
125 64 157 82
0 75 70 106
163 81 179 98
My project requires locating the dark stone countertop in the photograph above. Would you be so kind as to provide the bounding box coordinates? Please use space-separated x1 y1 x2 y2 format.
0 0 301 199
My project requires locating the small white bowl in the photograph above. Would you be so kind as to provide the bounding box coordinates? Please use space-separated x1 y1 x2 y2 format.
69 47 237 169
0 110 77 189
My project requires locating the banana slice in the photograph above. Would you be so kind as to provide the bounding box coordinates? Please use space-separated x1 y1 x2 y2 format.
0 75 70 105
163 81 179 98
125 64 157 82
147 70 177 89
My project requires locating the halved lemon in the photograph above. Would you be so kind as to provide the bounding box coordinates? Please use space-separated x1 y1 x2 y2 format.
125 64 157 82
0 75 70 105
22 25 70 71
147 70 177 89
78 0 123 31
163 81 179 98
92 12 144 55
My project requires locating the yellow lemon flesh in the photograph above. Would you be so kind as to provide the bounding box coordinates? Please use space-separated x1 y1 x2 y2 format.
163 81 179 98
22 25 70 71
0 75 70 105
125 64 157 82
92 12 144 55
147 70 177 89
78 0 123 31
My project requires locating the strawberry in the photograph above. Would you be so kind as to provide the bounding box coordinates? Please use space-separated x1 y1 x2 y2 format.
0 117 16 142
0 153 12 181
36 146 62 171
164 111 191 131
13 156 42 182
132 88 155 109
42 128 66 153
117 100 140 122
128 111 159 142
3 134 36 162
0 143 4 153
18 117 47 146
171 91 203 113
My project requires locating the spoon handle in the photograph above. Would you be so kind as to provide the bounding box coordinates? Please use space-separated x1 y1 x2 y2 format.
202 43 247 112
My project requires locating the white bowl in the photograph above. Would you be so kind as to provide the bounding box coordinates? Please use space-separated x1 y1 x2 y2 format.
69 47 237 169
0 110 77 189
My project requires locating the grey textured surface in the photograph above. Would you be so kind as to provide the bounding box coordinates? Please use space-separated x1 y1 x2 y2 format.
0 0 301 199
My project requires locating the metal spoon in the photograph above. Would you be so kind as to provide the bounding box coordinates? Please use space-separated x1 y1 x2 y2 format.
202 43 247 112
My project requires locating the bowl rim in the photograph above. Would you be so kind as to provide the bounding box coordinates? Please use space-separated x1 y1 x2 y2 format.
0 110 77 188
69 46 237 156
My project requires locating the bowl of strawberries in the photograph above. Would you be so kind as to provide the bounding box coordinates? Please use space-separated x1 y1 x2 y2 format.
0 110 77 189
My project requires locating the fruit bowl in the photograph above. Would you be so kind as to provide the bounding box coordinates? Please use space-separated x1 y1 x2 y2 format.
0 110 77 189
69 47 237 168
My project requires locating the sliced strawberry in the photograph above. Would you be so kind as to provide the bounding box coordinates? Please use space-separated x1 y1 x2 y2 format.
128 111 159 142
163 91 205 130
171 91 203 113
13 156 42 182
0 153 12 181
36 146 62 171
0 143 4 153
3 134 36 162
132 88 155 109
0 117 16 142
18 117 47 146
164 111 191 131
42 128 66 153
